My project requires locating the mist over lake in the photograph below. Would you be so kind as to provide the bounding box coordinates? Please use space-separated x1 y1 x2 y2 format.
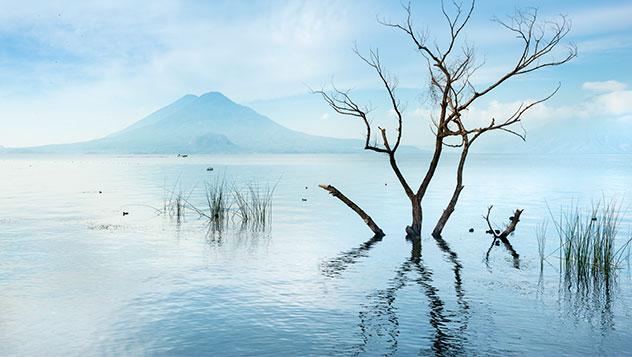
1 153 631 355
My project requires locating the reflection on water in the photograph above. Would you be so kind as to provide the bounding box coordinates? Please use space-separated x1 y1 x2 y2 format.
320 234 384 278
556 260 620 335
324 233 470 355
485 237 521 269
559 279 615 335
204 223 271 252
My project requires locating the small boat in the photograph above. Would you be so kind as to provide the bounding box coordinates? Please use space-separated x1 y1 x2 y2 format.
177 154 189 158
206 167 214 171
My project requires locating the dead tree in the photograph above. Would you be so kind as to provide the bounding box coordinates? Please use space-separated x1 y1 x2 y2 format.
316 2 575 238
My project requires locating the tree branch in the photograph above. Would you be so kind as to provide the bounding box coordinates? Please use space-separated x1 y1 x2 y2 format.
319 184 385 237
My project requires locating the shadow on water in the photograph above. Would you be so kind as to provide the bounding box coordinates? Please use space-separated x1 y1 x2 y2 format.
320 234 384 278
324 235 469 356
485 236 521 269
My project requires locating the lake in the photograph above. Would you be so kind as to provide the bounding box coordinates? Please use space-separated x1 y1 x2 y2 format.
1 153 631 356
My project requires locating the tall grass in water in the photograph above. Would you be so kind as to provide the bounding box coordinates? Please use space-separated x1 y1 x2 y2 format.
233 187 250 227
162 179 186 223
233 182 276 231
160 176 277 232
204 178 229 231
536 220 548 270
550 200 631 288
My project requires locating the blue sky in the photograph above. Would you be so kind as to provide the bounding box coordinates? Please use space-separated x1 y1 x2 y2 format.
0 0 631 147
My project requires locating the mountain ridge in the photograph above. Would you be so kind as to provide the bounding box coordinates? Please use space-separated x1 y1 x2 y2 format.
6 91 403 154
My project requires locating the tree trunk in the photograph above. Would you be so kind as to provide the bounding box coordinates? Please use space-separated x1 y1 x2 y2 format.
432 144 469 237
432 185 464 237
406 196 422 238
417 136 444 200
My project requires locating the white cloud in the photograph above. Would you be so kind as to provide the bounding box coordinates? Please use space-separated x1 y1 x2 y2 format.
569 3 632 36
582 80 627 93
577 36 632 53
594 90 632 116
404 81 632 147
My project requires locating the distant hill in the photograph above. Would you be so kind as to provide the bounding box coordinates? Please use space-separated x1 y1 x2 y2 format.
474 117 632 154
11 92 383 154
250 90 632 155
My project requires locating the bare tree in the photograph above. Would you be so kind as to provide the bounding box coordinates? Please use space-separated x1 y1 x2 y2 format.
316 1 576 238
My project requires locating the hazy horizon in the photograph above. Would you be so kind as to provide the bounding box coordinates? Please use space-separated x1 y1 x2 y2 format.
0 0 631 148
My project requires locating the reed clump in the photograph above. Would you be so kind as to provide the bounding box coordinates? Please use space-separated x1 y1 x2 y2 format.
549 200 631 287
163 180 187 223
204 178 230 230
535 219 548 270
232 182 276 231
163 176 276 232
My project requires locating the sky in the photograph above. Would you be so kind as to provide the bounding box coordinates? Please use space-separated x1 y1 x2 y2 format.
0 0 631 147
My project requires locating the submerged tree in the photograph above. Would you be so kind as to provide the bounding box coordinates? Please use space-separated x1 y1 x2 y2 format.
316 1 575 238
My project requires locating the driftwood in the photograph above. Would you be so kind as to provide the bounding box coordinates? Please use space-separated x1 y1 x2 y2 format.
484 206 523 268
319 184 385 237
484 206 523 243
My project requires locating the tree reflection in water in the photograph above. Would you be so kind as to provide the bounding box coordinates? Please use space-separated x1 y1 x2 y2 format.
320 234 384 278
323 235 469 355
485 237 521 269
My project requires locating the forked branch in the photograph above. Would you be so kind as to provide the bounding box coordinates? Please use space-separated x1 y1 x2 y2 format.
484 206 523 268
484 205 524 243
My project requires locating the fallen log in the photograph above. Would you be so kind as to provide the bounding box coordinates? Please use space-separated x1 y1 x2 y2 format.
319 184 385 237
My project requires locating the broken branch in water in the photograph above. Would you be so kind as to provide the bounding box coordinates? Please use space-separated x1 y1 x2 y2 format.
318 184 385 237
484 205 523 268
484 206 523 242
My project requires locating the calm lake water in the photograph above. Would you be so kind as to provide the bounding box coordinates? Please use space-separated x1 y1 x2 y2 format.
1 153 631 356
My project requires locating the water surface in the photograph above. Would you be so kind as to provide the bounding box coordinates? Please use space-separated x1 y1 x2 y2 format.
1 153 631 356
